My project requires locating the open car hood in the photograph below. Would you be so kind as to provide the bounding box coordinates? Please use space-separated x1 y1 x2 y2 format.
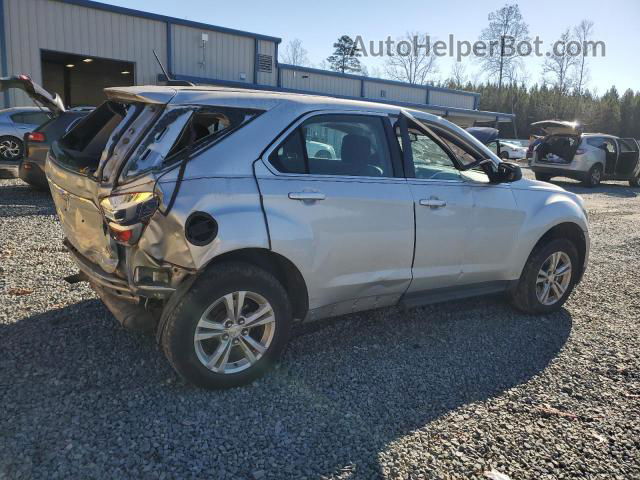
530 120 582 136
0 74 66 115
466 127 499 145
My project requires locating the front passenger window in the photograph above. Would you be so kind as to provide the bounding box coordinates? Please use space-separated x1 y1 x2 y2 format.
409 132 461 181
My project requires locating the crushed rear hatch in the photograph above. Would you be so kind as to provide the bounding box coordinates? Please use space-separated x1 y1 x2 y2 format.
46 88 176 273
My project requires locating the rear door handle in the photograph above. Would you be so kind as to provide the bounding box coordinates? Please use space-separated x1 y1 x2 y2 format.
419 198 447 208
288 192 326 201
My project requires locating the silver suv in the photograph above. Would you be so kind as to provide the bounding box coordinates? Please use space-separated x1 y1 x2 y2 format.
47 86 590 389
529 120 640 187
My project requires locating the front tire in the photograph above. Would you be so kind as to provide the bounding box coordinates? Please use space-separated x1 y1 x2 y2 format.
583 164 602 188
161 262 293 389
511 238 579 314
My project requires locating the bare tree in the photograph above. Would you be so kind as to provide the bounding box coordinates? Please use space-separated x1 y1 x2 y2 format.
384 32 437 85
448 62 467 87
281 38 309 66
573 20 594 95
477 3 530 90
368 66 384 79
543 28 578 95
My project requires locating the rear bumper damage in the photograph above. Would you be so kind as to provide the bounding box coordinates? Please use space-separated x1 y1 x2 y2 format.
63 238 188 332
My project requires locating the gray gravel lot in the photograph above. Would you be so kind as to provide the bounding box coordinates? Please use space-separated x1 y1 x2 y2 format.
0 172 639 479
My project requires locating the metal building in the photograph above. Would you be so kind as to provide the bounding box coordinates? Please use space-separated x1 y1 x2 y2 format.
0 0 514 127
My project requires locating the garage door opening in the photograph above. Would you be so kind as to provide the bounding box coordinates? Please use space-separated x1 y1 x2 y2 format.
41 50 134 108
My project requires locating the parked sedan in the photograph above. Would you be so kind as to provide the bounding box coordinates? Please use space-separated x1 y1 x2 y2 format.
498 140 528 160
529 120 640 187
0 106 52 163
0 74 92 188
47 86 589 389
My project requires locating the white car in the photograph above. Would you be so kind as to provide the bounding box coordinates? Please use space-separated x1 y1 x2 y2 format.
498 140 528 160
47 86 590 388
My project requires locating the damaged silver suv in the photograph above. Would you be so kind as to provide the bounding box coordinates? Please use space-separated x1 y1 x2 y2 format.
47 86 590 389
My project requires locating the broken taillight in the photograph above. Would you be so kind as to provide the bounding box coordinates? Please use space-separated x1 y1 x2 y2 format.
99 192 159 245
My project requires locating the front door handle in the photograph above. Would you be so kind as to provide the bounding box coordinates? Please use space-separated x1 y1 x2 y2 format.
288 192 326 201
419 198 447 208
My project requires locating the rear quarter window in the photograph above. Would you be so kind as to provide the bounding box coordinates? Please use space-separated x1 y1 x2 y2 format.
121 106 262 179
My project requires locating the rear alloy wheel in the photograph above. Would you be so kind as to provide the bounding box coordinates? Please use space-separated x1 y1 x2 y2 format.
161 262 292 389
583 164 602 188
193 291 276 375
511 238 579 314
0 136 23 161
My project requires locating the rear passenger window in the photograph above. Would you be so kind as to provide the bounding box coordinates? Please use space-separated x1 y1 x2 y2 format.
269 115 394 177
586 137 604 148
269 131 306 174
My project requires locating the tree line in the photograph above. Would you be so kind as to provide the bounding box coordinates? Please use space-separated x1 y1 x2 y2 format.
280 3 638 139
452 82 640 140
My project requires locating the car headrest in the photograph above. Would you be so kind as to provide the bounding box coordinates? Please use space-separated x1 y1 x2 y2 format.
341 134 371 164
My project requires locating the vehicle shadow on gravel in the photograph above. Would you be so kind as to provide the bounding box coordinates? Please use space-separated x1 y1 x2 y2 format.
0 296 572 478
547 179 638 198
0 182 53 217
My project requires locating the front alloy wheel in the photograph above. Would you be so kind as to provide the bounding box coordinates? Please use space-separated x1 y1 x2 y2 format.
194 291 276 374
536 252 572 306
511 238 579 314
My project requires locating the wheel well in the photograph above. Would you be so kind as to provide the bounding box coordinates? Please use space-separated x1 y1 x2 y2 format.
204 248 309 321
534 222 587 280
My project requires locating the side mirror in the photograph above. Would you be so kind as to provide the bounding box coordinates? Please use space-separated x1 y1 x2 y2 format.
461 158 492 171
494 161 522 183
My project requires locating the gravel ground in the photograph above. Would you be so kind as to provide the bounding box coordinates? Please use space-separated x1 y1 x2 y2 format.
0 172 639 479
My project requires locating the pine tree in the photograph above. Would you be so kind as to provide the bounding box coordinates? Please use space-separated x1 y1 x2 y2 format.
326 35 362 74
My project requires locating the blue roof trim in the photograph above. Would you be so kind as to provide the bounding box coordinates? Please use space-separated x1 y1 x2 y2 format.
0 0 8 106
55 0 282 43
278 63 480 100
162 73 514 122
166 22 173 76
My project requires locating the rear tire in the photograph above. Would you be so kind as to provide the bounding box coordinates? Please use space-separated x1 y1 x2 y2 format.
161 262 293 389
583 164 602 187
500 151 510 160
535 173 552 182
511 238 579 315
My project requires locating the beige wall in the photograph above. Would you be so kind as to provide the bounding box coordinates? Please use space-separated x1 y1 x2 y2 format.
2 0 167 107
171 24 255 84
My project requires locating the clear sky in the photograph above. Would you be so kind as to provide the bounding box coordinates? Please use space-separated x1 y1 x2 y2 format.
106 0 639 94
